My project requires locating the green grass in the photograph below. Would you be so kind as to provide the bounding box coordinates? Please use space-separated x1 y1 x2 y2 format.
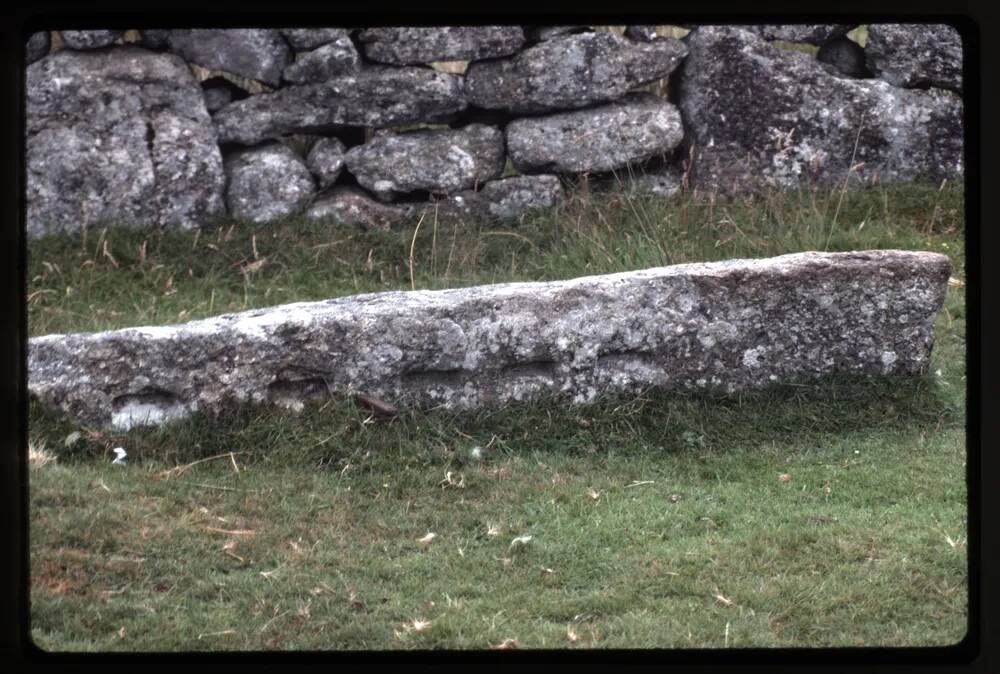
27 182 967 651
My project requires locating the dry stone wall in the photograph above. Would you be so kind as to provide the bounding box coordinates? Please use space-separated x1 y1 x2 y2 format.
25 24 964 238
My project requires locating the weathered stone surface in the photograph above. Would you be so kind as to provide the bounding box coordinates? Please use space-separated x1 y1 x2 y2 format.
26 31 50 64
749 24 854 45
201 76 248 113
525 26 590 42
506 94 684 174
358 26 525 65
305 186 416 229
163 29 292 87
28 250 951 430
466 31 687 114
26 47 225 238
345 124 505 197
866 23 962 92
224 142 315 224
280 28 353 51
433 174 564 223
817 37 870 78
213 67 467 145
625 25 658 42
622 164 684 197
678 27 963 193
282 35 360 83
139 29 170 49
60 30 123 50
305 137 345 189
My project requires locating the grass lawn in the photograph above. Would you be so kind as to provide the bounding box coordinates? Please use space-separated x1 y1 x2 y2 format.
26 182 967 651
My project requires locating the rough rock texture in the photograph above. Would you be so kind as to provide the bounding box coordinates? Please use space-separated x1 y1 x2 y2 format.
28 250 951 430
224 143 315 224
625 26 658 42
280 28 353 52
433 174 564 223
163 29 292 87
345 124 505 197
817 37 870 78
26 31 51 64
60 30 123 50
200 76 248 113
282 35 360 83
623 165 684 197
866 23 962 92
507 94 684 174
525 26 590 42
213 67 467 145
305 186 416 229
749 25 855 45
465 31 688 113
139 29 170 49
358 26 525 65
26 47 225 239
678 27 964 193
305 137 346 189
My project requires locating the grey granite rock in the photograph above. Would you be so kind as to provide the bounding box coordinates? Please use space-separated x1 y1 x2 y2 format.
163 29 292 86
280 28 353 51
866 23 962 92
345 124 505 197
26 31 50 64
200 77 248 113
433 174 564 223
625 25 658 42
60 30 123 50
282 35 360 83
26 47 225 239
28 250 950 430
305 186 416 229
224 142 315 224
305 137 346 189
749 24 855 45
506 94 684 174
465 31 687 113
213 67 467 145
358 26 525 65
622 164 684 197
525 26 590 41
817 37 870 78
678 26 963 193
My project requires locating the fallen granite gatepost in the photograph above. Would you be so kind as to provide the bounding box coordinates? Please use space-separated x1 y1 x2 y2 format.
28 251 950 430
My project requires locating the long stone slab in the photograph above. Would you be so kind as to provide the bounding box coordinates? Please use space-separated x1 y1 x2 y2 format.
28 251 949 430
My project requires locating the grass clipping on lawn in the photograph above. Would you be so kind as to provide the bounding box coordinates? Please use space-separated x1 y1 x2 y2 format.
27 182 967 651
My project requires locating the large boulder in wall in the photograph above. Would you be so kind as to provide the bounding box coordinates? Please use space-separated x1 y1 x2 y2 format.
26 47 226 239
161 29 292 87
865 23 963 93
678 26 963 193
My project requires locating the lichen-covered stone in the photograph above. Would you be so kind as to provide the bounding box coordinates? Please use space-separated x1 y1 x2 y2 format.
749 25 855 45
433 174 564 223
213 67 467 145
466 31 687 113
280 28 353 51
358 26 525 65
282 35 360 83
678 26 963 193
817 37 870 78
26 47 225 239
26 31 50 64
506 94 683 174
305 137 345 189
60 30 123 50
866 23 962 92
345 124 505 197
163 29 292 86
224 142 315 224
28 250 951 430
305 186 416 229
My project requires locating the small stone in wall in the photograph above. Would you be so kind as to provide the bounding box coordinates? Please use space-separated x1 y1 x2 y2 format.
200 77 249 113
523 26 590 42
305 186 416 230
816 37 870 78
624 26 658 42
282 36 360 83
163 29 292 87
26 31 50 64
224 142 316 224
434 174 565 224
621 164 684 198
345 124 505 198
60 30 124 50
280 28 353 52
306 137 346 189
358 26 525 65
865 23 962 93
748 25 855 45
139 29 170 49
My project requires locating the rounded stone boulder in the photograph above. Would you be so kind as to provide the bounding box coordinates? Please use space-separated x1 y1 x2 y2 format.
465 31 688 114
306 186 417 230
282 34 360 83
747 25 855 45
26 31 51 64
306 137 346 189
280 28 353 52
162 29 292 87
506 95 684 175
60 30 124 50
434 174 565 224
865 23 962 92
344 124 505 197
358 26 525 65
225 143 316 224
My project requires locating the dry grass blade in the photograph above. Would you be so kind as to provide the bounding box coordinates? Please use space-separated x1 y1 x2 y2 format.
152 452 248 480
